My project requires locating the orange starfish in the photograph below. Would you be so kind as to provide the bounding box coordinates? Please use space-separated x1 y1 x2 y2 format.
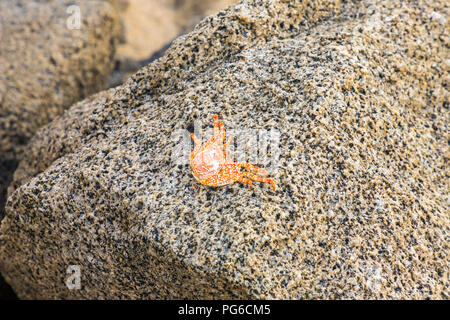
190 114 276 191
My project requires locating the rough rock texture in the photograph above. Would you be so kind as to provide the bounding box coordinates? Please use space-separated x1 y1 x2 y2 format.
1 0 449 299
0 0 121 219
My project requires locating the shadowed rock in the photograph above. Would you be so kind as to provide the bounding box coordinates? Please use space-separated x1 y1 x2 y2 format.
1 0 448 299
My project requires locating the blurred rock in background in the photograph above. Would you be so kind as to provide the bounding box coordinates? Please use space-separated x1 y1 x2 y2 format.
108 0 238 87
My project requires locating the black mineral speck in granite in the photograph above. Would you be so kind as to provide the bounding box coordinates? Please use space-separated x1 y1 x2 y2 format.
0 0 448 300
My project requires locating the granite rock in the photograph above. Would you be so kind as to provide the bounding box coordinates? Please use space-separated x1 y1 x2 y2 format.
117 0 238 61
1 0 449 299
0 0 121 218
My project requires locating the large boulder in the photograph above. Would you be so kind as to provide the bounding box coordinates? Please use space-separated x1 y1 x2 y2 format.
0 0 121 219
1 0 448 299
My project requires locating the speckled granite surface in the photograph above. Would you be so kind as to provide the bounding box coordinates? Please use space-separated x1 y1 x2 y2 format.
0 0 120 220
1 0 448 299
